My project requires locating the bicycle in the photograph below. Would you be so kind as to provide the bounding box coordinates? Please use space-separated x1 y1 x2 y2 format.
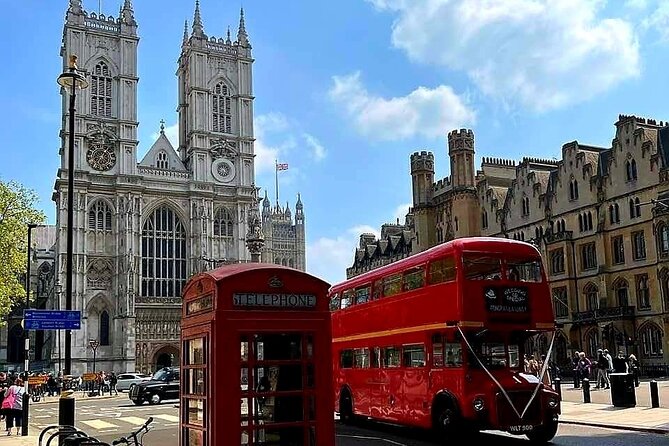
112 416 154 446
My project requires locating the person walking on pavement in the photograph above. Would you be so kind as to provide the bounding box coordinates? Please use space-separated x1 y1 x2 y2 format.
109 372 118 396
612 351 629 374
596 349 610 389
628 354 640 387
3 377 26 436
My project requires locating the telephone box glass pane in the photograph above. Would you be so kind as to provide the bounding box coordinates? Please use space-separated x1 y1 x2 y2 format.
185 428 204 446
254 333 302 360
187 399 205 426
260 427 304 445
241 337 249 362
186 369 206 395
308 395 316 420
186 338 205 365
306 334 313 358
254 364 302 391
306 364 314 388
309 427 317 446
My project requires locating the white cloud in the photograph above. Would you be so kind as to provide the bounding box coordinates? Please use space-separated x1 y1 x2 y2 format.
625 0 648 9
644 2 669 41
303 133 327 161
329 72 475 141
307 225 380 285
151 123 179 148
255 113 327 174
393 202 412 224
367 0 640 111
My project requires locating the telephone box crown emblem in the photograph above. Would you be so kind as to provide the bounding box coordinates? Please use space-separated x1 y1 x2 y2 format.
268 276 283 288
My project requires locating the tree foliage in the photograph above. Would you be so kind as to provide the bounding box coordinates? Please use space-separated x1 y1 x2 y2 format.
0 180 46 319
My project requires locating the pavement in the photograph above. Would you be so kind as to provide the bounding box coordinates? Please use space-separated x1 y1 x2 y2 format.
1 378 669 445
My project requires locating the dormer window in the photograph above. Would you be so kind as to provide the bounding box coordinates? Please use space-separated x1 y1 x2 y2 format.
522 196 530 217
626 159 638 182
569 179 579 201
156 151 169 169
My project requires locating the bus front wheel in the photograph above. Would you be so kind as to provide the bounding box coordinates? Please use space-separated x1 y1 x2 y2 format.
339 389 354 424
433 404 461 440
526 418 558 444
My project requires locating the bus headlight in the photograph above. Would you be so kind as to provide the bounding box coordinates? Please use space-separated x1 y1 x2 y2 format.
473 397 485 411
548 398 558 408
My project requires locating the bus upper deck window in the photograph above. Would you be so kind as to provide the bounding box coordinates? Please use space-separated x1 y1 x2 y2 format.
355 286 371 304
428 257 456 284
507 260 543 282
340 290 354 309
329 293 340 311
463 255 502 281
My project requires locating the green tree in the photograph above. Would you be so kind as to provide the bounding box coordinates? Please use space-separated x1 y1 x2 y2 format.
0 180 46 319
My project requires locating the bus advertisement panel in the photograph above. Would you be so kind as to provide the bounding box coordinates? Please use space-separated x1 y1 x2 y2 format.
330 237 560 443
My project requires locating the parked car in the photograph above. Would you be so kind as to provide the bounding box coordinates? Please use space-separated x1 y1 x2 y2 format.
116 372 152 392
128 367 180 405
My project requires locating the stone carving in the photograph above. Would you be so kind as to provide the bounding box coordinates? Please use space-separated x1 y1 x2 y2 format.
210 138 237 159
87 258 113 289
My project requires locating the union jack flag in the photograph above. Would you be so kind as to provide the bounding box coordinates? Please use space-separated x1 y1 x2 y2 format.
276 163 289 171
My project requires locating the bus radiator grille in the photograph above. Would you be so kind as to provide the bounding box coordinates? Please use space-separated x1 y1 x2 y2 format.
495 392 542 427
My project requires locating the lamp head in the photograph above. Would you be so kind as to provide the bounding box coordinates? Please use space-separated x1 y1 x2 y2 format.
57 54 89 90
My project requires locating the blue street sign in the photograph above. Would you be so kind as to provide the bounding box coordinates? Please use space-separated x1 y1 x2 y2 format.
23 310 81 330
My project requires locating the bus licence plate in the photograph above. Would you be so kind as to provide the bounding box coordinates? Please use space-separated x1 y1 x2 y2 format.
509 425 533 433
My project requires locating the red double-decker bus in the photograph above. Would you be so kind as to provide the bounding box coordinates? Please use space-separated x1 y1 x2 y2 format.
329 237 560 442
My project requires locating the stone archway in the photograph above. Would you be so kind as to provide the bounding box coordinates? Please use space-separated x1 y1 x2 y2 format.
152 345 179 371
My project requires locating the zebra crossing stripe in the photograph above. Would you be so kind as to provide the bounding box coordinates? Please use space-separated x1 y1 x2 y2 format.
118 416 149 426
81 419 119 429
152 414 179 423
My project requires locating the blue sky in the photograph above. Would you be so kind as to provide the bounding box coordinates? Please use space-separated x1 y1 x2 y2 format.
2 0 669 286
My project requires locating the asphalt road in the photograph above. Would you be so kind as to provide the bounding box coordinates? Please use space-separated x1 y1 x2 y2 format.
27 394 669 445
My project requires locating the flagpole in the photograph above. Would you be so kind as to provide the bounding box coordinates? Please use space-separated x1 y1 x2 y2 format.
275 159 279 206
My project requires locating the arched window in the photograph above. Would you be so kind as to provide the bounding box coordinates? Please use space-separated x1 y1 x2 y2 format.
636 275 650 309
585 329 599 358
522 196 530 216
213 207 234 237
614 278 629 307
100 310 110 346
156 151 169 169
454 217 459 232
614 203 620 222
88 200 113 231
289 258 294 268
578 214 583 232
584 283 598 311
141 206 187 298
587 212 593 230
657 223 669 256
481 211 488 230
212 82 232 133
639 323 663 358
635 197 641 217
91 61 112 117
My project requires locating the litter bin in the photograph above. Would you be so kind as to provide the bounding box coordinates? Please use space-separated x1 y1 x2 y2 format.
609 373 636 407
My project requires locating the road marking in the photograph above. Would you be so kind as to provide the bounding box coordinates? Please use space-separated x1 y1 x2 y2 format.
118 416 150 425
152 414 179 423
80 419 119 429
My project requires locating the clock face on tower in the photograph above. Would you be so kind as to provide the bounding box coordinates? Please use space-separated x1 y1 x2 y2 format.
86 145 116 171
211 158 235 183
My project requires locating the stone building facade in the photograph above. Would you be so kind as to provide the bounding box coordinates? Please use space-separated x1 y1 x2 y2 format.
348 115 669 369
7 0 307 375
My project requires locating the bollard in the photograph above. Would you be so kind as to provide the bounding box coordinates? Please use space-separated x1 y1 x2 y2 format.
573 372 580 389
59 390 76 446
650 380 660 408
554 377 562 400
21 390 29 436
582 378 591 403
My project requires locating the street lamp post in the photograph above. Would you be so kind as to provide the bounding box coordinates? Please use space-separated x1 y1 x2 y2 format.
89 339 99 373
22 223 37 436
57 55 88 376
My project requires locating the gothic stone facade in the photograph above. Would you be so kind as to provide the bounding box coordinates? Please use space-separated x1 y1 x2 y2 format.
49 1 305 375
349 115 669 370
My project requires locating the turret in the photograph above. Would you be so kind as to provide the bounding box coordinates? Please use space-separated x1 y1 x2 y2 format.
192 0 205 39
448 129 475 188
237 8 250 47
285 201 292 219
120 0 135 26
295 193 304 225
410 151 435 208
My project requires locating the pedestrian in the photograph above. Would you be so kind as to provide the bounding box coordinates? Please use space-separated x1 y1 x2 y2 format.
109 372 118 396
628 354 640 387
612 351 629 374
3 377 26 436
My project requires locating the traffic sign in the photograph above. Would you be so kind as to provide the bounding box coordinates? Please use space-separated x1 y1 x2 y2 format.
23 310 81 330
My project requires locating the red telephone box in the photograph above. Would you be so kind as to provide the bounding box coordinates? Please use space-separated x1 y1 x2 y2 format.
180 263 334 446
